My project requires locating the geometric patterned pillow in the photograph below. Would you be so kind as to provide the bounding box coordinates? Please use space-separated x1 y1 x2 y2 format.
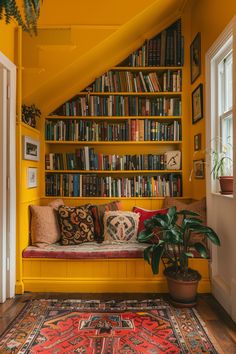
89 201 121 243
104 211 140 243
58 205 95 245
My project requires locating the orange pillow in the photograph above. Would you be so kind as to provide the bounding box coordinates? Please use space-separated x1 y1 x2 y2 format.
30 205 61 248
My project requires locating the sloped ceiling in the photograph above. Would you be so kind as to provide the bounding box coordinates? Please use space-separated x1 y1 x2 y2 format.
22 0 186 115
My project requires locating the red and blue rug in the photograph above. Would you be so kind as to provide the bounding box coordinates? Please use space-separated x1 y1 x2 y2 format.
0 299 219 353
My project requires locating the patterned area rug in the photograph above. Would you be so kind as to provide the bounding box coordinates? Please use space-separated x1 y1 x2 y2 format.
0 299 219 353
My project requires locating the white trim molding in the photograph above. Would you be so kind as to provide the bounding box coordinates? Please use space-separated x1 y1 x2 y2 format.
206 16 236 322
0 51 16 302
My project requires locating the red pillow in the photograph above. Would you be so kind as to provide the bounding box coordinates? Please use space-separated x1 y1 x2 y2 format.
133 206 168 233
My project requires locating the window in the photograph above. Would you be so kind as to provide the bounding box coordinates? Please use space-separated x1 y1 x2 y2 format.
208 33 233 193
218 50 233 174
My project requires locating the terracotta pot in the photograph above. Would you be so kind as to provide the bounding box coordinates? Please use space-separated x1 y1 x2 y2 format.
219 176 233 195
165 274 200 307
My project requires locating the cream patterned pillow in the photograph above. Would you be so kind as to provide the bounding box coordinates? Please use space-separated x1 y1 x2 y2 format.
104 211 140 243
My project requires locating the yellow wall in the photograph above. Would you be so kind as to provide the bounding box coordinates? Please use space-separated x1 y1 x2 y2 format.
0 22 16 62
186 0 236 199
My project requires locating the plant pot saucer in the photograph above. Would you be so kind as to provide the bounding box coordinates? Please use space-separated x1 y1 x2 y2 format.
220 191 233 195
168 295 197 308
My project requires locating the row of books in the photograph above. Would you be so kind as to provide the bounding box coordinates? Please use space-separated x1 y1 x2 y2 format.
45 174 182 198
53 96 181 117
45 150 181 171
127 19 183 67
45 119 181 142
89 70 182 93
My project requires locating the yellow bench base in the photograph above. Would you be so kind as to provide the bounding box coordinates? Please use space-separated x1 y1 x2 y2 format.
19 257 211 294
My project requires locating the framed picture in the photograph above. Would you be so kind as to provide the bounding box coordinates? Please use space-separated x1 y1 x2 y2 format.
23 136 40 161
192 84 203 124
193 159 205 179
27 167 37 188
190 32 201 83
194 133 201 151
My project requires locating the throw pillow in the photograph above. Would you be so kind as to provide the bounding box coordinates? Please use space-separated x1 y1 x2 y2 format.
58 205 95 245
30 205 61 248
133 206 168 233
163 197 207 245
89 201 121 243
104 211 140 243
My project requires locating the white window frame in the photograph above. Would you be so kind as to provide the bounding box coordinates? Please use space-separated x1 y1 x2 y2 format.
206 17 235 196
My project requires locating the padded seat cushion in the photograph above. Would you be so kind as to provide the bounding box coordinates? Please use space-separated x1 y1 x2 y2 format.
22 242 149 259
22 242 206 260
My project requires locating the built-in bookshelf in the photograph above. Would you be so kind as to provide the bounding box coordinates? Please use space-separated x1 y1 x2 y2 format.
44 19 184 199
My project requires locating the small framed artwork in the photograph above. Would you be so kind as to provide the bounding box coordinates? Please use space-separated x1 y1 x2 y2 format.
27 167 37 188
194 133 201 151
190 32 201 83
23 136 40 161
193 159 205 179
192 83 203 124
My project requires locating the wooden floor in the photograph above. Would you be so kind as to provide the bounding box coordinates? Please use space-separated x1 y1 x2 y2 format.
0 293 236 353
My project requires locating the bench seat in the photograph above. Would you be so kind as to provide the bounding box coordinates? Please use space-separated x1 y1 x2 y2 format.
19 242 211 294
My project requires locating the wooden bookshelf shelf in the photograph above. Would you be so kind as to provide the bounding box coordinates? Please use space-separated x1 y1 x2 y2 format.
45 140 182 145
88 92 182 96
45 169 183 174
46 115 182 120
113 66 183 71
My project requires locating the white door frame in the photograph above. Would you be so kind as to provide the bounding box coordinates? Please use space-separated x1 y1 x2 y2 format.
0 51 16 302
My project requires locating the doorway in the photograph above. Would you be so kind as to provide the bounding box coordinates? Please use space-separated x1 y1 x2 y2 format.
0 51 16 303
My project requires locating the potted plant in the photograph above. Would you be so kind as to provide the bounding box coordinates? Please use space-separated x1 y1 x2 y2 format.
211 139 233 195
22 104 41 128
138 206 220 306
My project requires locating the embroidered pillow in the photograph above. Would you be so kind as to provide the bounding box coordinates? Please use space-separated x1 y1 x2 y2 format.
133 206 168 233
163 197 207 245
104 211 140 243
30 205 61 248
58 205 95 245
89 201 121 243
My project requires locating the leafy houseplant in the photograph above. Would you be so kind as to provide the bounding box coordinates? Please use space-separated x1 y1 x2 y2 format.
0 0 42 34
138 206 220 306
22 104 41 128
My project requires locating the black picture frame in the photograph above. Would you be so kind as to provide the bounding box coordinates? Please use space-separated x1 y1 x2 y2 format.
192 84 203 124
190 32 201 84
194 133 201 151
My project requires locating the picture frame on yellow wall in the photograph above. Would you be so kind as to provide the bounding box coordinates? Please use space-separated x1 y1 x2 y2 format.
190 32 201 83
23 136 40 161
194 133 201 151
27 167 37 188
192 84 203 124
193 159 205 179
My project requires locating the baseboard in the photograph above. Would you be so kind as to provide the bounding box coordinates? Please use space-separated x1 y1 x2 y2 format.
212 275 231 315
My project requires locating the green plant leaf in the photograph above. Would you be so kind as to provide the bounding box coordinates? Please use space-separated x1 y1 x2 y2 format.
143 245 153 264
167 206 177 217
138 230 154 242
194 243 208 258
150 243 165 274
184 252 194 257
